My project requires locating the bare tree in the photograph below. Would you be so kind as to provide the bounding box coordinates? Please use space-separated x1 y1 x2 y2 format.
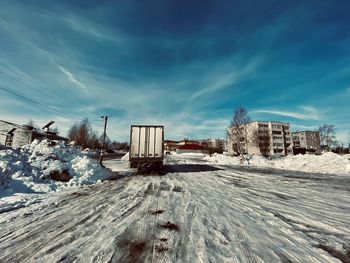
51 126 59 134
89 132 101 150
67 118 94 149
25 119 38 128
227 107 250 161
67 123 78 142
252 128 271 156
318 124 336 150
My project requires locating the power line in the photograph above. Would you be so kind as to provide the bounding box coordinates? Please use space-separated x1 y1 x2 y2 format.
0 84 113 132
0 84 82 121
0 62 103 120
0 63 121 138
0 63 60 102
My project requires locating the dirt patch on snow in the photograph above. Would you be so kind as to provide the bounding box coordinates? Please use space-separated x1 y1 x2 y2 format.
315 244 350 263
150 209 164 215
160 221 180 231
49 170 72 182
155 243 168 253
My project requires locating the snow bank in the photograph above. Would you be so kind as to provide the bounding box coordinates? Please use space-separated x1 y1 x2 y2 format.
165 151 207 165
272 152 350 175
204 153 241 165
121 152 129 161
0 140 110 196
205 152 350 175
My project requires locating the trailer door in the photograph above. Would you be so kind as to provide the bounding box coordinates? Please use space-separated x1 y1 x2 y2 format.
131 126 163 159
155 127 163 158
130 126 140 158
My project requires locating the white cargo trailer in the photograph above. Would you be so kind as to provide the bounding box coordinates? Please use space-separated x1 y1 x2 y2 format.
129 125 164 171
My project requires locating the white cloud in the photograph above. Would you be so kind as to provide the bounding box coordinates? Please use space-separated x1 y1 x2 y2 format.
191 57 263 99
44 13 123 44
58 65 87 90
253 106 321 120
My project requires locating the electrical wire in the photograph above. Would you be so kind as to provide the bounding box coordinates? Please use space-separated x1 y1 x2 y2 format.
0 62 120 138
0 62 103 120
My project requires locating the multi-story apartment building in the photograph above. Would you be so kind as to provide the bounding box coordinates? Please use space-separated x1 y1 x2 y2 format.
203 138 225 150
227 121 293 156
292 131 321 154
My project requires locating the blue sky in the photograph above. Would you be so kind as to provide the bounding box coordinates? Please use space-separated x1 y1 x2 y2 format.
0 0 349 143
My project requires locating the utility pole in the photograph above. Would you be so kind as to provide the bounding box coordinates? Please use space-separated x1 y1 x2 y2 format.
99 116 108 167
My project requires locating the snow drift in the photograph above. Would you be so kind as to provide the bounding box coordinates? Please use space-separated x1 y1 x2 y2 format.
205 152 350 175
0 140 110 194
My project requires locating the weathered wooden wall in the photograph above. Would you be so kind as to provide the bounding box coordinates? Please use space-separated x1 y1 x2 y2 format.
0 121 31 148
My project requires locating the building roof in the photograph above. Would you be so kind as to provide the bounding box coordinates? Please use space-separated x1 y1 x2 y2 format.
178 143 204 150
0 119 68 141
0 119 31 130
292 130 319 134
249 120 291 125
164 140 178 143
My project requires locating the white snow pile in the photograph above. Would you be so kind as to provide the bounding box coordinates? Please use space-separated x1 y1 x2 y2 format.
205 152 350 175
165 152 207 165
121 152 129 161
204 153 241 165
0 140 110 194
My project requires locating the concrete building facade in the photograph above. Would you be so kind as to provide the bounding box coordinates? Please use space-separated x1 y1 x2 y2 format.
292 131 321 154
206 138 225 151
227 121 293 156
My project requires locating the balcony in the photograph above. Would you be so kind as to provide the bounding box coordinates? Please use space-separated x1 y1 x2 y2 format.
272 131 282 135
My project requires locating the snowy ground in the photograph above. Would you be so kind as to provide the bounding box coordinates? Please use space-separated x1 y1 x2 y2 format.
204 152 350 175
1 153 349 262
0 140 110 213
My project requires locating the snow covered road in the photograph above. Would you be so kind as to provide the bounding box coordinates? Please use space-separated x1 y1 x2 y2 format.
0 158 349 262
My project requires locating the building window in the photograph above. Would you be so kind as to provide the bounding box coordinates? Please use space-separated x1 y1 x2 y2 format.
272 131 282 135
258 124 268 128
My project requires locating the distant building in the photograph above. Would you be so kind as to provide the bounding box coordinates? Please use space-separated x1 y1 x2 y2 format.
206 138 225 151
292 131 321 154
164 138 225 152
227 121 293 156
195 138 225 152
177 139 201 146
176 144 205 154
164 140 179 151
0 120 68 149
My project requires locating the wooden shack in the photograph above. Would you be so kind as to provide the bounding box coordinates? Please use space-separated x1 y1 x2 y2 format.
0 120 68 149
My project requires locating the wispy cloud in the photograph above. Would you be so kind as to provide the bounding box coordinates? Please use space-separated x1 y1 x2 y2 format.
58 65 87 90
253 106 321 120
57 14 123 44
191 57 262 99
